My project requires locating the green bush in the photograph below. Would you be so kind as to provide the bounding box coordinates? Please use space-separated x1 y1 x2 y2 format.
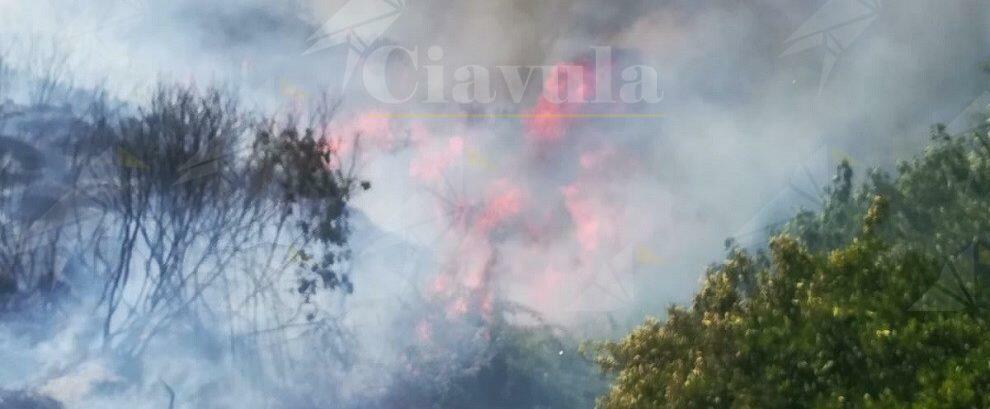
595 127 990 408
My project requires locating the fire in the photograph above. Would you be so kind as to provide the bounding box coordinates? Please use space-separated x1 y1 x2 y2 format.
409 136 464 183
562 183 612 253
329 110 395 150
361 56 650 344
579 146 617 170
474 179 524 235
322 110 399 170
524 61 596 143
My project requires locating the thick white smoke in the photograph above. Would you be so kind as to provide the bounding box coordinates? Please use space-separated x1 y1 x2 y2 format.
1 0 989 407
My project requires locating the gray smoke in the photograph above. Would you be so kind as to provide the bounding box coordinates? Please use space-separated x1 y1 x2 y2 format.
1 0 989 407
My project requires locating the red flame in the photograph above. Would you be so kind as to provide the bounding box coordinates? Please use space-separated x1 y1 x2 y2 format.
409 136 464 183
474 179 524 235
524 62 595 143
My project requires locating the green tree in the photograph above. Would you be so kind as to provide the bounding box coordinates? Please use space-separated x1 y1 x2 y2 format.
595 127 990 408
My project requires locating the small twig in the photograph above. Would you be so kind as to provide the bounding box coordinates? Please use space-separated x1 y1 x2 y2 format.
160 380 175 409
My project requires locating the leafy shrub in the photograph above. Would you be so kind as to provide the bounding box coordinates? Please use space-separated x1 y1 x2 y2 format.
595 127 990 408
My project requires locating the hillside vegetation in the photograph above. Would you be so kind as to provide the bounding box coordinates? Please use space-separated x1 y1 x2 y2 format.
595 123 990 408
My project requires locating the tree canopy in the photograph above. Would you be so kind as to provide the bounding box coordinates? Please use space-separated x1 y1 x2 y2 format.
594 124 990 408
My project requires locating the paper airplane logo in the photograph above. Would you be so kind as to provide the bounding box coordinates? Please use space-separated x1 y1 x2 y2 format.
947 92 990 135
731 144 835 248
305 0 408 90
782 0 882 93
912 240 990 312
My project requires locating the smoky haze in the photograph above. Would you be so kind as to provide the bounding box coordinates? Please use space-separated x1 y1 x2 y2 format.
0 0 989 407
